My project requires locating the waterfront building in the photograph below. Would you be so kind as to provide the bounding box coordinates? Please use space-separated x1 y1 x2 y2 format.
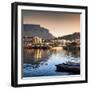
32 36 43 44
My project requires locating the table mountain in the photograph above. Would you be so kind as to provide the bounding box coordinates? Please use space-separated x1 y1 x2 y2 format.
23 24 55 40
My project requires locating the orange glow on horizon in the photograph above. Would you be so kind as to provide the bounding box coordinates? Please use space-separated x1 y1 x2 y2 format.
22 10 80 37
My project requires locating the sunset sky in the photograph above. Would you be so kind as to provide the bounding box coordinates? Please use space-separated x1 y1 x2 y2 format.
22 10 80 37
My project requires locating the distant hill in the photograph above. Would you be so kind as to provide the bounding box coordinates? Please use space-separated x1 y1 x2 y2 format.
58 32 80 40
23 24 55 39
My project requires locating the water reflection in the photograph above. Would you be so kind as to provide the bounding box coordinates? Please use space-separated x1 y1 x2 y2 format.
23 48 80 77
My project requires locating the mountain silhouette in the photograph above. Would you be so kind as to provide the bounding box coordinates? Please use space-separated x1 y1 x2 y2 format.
58 32 80 40
23 24 55 39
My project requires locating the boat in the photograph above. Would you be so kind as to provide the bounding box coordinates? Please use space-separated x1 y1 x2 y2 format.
56 61 80 74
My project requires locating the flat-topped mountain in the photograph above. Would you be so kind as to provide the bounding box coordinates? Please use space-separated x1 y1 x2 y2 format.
23 24 55 39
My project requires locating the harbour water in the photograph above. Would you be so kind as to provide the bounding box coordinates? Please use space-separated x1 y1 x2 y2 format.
22 47 80 77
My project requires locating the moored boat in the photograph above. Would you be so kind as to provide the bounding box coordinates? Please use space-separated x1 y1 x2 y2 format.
56 62 80 74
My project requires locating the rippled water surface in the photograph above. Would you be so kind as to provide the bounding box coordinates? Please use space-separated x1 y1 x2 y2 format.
22 48 80 77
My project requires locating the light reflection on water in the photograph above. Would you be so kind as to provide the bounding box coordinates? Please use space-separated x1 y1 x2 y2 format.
22 48 80 77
